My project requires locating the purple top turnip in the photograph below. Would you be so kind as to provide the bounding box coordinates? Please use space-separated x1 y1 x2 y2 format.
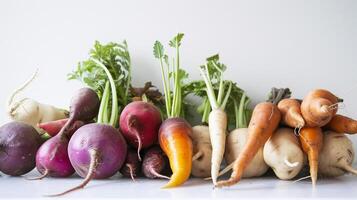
51 123 127 196
30 87 99 181
0 122 41 176
31 135 75 180
120 101 162 160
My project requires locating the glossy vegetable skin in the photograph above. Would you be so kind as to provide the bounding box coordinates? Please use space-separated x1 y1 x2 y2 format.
159 118 193 188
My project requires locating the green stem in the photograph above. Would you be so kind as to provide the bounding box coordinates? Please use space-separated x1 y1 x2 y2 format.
199 65 218 109
233 99 239 129
243 99 251 127
124 50 131 105
238 93 246 128
202 98 211 123
220 81 232 110
91 58 118 127
159 57 171 117
97 81 110 124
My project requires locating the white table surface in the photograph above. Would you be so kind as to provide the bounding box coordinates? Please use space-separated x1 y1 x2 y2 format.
1 170 356 199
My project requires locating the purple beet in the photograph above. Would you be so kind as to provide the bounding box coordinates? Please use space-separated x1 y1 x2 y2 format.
51 123 127 196
142 146 170 179
0 121 41 176
119 101 162 160
120 148 141 180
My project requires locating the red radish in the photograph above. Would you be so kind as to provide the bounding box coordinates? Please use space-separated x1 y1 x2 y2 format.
32 88 100 181
120 148 141 180
38 118 85 137
120 101 162 160
51 124 127 196
142 146 170 180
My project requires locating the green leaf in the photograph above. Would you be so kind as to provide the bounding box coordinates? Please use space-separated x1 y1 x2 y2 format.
169 33 184 48
153 41 164 59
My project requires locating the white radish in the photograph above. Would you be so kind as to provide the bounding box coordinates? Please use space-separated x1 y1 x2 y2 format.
263 128 305 180
7 70 68 134
191 125 212 177
319 131 357 177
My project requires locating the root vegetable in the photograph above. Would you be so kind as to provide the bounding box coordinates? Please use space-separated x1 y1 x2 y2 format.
191 125 212 178
159 118 193 188
33 87 99 182
38 118 85 137
120 101 162 160
142 146 170 179
277 99 305 129
299 127 323 186
263 128 305 180
120 148 141 180
224 128 268 178
325 114 357 134
319 131 357 177
154 33 193 188
31 135 74 179
0 122 41 176
216 88 290 188
301 89 342 127
7 71 68 134
198 54 233 185
51 124 127 196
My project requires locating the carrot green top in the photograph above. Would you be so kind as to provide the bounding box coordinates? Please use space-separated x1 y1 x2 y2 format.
153 33 187 119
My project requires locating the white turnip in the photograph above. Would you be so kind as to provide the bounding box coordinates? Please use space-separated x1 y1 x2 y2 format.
319 131 357 177
191 125 212 178
263 128 305 180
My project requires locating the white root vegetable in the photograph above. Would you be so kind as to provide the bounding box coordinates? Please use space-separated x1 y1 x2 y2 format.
319 131 357 177
222 128 269 178
191 125 212 177
263 128 305 180
7 70 68 134
198 56 233 185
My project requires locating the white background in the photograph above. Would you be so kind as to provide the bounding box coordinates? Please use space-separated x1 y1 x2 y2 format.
0 0 357 198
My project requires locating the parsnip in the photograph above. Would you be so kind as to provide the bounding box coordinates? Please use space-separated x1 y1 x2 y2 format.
7 71 68 134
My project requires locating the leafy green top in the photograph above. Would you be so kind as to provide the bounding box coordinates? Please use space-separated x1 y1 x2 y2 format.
184 55 251 129
153 33 187 118
68 41 132 127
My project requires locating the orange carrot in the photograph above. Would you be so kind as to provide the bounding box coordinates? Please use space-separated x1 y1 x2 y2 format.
216 88 291 187
278 99 305 129
299 127 323 186
154 34 193 188
301 89 342 127
159 118 193 188
325 114 357 134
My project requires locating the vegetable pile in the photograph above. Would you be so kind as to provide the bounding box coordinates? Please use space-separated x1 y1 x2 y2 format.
1 33 357 196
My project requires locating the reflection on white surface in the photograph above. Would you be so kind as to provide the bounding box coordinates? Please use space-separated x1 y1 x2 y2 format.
0 170 356 199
